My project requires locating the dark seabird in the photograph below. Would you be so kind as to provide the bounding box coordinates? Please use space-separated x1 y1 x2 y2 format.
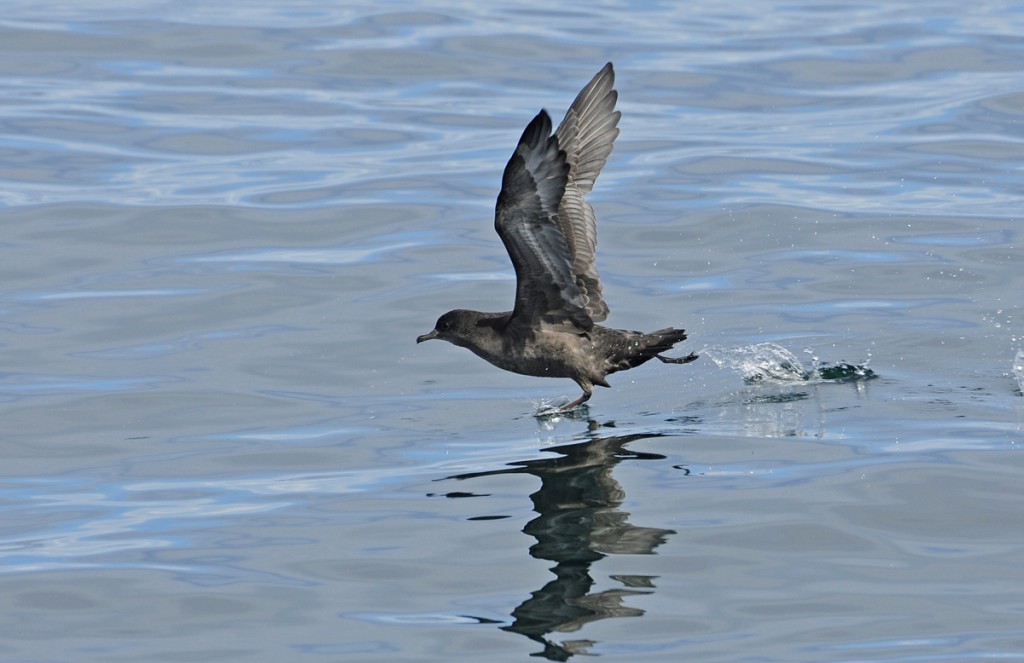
417 63 698 410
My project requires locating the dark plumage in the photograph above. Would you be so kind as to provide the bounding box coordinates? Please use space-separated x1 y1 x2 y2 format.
417 63 697 410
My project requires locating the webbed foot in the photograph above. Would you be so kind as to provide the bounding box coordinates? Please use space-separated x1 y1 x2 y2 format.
657 352 699 364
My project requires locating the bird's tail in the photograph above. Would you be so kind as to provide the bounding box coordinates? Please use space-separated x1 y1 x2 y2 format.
639 327 689 356
606 326 697 374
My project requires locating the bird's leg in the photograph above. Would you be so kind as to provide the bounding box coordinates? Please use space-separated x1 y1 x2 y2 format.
657 352 699 364
560 384 593 411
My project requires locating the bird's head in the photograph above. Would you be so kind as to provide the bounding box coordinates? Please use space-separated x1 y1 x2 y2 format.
416 309 483 347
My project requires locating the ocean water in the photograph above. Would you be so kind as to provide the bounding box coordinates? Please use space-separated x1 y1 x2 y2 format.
2 1 1023 661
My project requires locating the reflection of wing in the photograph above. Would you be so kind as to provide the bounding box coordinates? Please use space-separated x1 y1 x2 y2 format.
446 432 673 659
495 110 592 331
555 62 620 322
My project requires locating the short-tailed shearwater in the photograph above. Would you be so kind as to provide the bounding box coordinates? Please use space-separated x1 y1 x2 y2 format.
417 63 697 410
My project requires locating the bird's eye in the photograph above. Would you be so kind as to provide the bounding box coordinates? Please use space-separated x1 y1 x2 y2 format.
440 320 450 331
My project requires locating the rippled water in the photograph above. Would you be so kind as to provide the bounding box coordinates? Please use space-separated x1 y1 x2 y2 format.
2 1 1023 661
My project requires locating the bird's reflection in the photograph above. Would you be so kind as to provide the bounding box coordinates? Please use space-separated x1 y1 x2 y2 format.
443 431 677 660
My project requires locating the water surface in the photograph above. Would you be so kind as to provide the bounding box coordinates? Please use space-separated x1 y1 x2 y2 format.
2 1 1022 661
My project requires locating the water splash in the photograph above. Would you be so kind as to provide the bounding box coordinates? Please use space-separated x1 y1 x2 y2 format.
1014 349 1024 395
532 399 590 422
702 342 875 385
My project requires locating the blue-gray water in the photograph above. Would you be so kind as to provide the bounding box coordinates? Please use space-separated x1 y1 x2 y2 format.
2 2 1023 661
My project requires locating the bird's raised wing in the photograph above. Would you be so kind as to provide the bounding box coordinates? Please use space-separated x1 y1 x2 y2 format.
495 110 593 332
554 62 620 322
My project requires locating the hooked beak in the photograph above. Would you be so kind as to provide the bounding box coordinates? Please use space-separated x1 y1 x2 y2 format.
416 329 439 343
